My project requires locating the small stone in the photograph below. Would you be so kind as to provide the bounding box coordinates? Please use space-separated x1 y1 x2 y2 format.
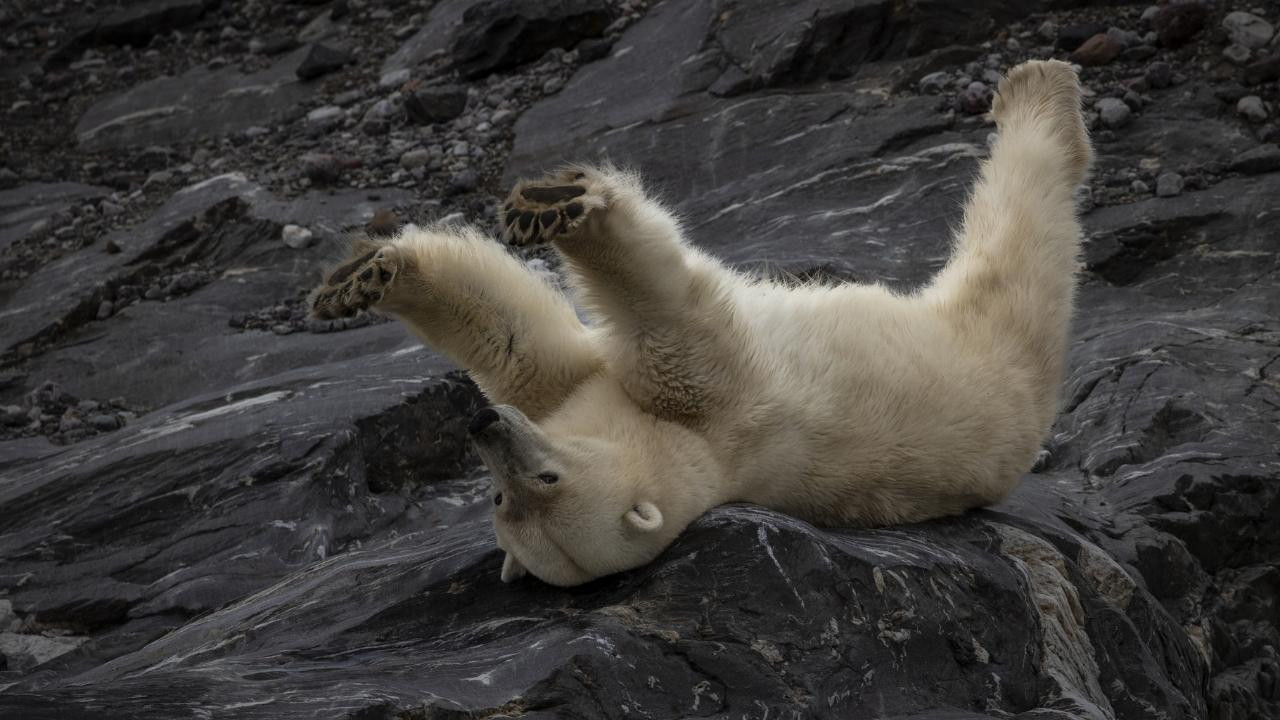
379 68 410 88
404 85 467 125
1071 33 1124 66
1152 3 1207 48
59 415 84 432
1144 61 1173 89
1140 6 1160 24
1223 44 1253 66
450 140 470 157
957 81 992 115
1106 26 1139 48
295 43 353 80
1244 54 1280 86
88 414 120 432
399 148 431 170
1227 144 1280 174
446 169 478 195
1237 96 1268 122
1222 11 1274 50
1123 90 1143 111
281 224 314 249
96 300 113 320
333 89 364 106
1096 98 1132 128
1057 23 1108 51
301 152 341 184
577 37 614 63
541 76 563 94
917 71 949 95
1155 172 1183 197
305 105 344 133
1036 20 1058 43
143 170 172 187
99 200 124 216
244 125 270 138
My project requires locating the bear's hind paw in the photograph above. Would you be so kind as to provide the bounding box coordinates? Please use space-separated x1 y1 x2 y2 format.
311 244 403 320
500 171 608 247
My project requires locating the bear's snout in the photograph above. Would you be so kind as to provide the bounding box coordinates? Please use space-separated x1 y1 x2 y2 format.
469 407 501 435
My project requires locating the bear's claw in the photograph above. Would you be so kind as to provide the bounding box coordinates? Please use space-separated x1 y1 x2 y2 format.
500 171 606 246
311 245 401 320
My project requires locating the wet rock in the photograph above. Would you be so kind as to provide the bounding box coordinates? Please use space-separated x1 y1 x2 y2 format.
295 43 354 80
1097 97 1133 128
449 0 615 78
1222 11 1274 51
1151 3 1208 48
404 84 468 124
1227 144 1280 174
1238 95 1269 122
1072 33 1124 66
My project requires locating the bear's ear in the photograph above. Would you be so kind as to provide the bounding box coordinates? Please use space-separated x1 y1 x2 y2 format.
624 502 663 532
501 552 527 582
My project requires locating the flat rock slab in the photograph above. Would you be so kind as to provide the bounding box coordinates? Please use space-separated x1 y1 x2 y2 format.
74 47 317 151
0 182 110 254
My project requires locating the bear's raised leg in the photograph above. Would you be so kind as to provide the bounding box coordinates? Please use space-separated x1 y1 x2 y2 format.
500 166 754 421
926 59 1093 425
312 228 603 419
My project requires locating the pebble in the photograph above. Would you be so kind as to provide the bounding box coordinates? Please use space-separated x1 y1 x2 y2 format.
541 77 564 94
1155 172 1184 197
301 152 342 184
143 170 172 187
1037 20 1058 42
404 85 468 125
957 81 992 115
1123 90 1143 111
918 71 949 94
1144 61 1173 89
1131 179 1150 194
1222 11 1274 50
88 414 120 432
96 300 113 320
1096 97 1133 128
446 169 478 195
305 105 344 133
1237 95 1268 122
379 68 410 88
399 148 431 170
281 224 314 249
1151 3 1207 48
1072 33 1123 66
296 43 353 80
99 200 124 216
1223 44 1253 66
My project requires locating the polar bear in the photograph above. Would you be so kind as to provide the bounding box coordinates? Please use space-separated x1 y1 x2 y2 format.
311 60 1092 587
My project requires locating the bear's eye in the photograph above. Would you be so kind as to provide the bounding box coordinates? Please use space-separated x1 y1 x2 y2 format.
537 472 559 485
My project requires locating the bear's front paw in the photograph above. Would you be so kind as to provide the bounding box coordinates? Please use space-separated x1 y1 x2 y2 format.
311 244 403 319
500 170 609 247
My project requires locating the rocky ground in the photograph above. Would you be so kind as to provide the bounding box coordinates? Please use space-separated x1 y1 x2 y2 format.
0 0 1277 718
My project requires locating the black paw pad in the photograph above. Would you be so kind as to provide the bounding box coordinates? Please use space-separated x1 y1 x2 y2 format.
328 249 379 284
564 202 583 219
538 209 558 229
521 185 586 204
518 211 535 231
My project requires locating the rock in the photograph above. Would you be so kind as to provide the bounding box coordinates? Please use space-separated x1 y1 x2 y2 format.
1056 22 1108 52
1243 53 1280 85
305 105 344 133
0 182 109 254
1155 172 1184 197
1227 144 1280 174
96 300 113 320
379 68 411 89
1224 43 1253 66
1238 95 1268 122
917 71 949 94
280 224 314 249
399 148 431 170
301 153 342 184
0 632 88 672
449 0 615 78
576 36 615 63
404 84 468 124
1106 26 1139 48
1145 60 1173 89
75 46 318 151
1222 11 1275 50
1151 3 1208 48
88 414 120 432
1121 44 1158 62
1036 20 1058 42
1131 179 1150 194
1096 97 1133 128
957 81 992 115
445 169 479 195
46 0 212 67
1072 33 1124 66
295 43 353 80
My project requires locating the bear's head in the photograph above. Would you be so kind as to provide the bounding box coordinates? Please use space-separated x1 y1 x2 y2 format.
467 397 720 586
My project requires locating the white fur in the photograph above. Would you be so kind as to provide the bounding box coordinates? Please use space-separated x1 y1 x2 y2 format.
348 60 1093 586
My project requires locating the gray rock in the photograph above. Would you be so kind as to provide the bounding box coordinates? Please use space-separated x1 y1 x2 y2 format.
295 43 353 80
1096 97 1133 128
96 300 113 320
379 68 411 89
1145 60 1173 88
46 0 211 67
0 632 88 672
75 46 318 151
1237 95 1268 122
404 84 468 124
399 148 431 170
917 71 949 95
281 224 314 249
301 152 342 184
449 0 615 78
1223 43 1253 66
304 105 344 133
1155 172 1184 197
1222 11 1274 50
958 81 992 115
88 413 120 432
1131 179 1150 194
1227 143 1280 174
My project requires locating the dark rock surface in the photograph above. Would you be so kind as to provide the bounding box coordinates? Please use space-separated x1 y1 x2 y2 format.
1 0 1278 718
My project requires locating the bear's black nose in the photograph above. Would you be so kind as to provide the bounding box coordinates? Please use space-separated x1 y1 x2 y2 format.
469 407 501 435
